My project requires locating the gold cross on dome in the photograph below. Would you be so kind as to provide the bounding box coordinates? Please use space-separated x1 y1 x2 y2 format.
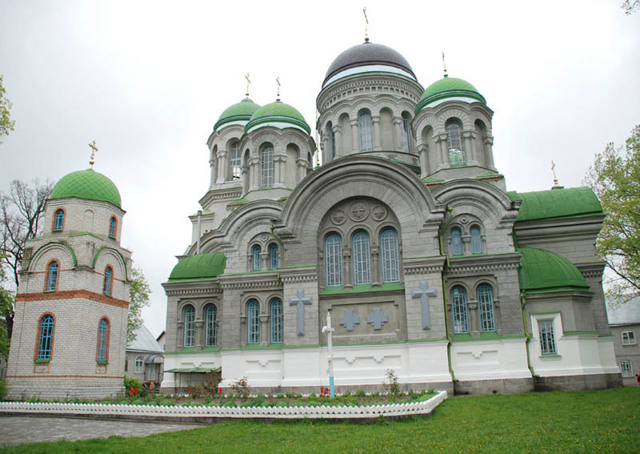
276 77 281 100
363 7 369 42
89 140 99 169
245 72 251 97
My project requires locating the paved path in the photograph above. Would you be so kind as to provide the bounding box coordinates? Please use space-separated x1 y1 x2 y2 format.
0 415 203 446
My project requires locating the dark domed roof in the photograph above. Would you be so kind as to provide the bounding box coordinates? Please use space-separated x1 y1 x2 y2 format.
50 169 121 208
323 42 416 87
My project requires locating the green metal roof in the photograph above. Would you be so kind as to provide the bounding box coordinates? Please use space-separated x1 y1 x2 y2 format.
245 100 311 135
508 187 603 222
518 247 589 293
168 252 226 282
50 169 121 208
415 75 486 113
213 97 261 132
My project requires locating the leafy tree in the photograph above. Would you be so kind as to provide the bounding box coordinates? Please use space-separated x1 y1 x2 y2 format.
622 0 640 14
0 180 53 339
0 75 15 145
0 264 14 360
128 267 151 344
585 124 640 300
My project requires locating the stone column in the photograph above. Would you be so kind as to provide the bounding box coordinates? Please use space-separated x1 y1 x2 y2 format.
259 314 270 347
373 116 381 151
351 120 359 153
216 148 227 184
250 157 260 190
484 136 495 170
468 301 479 336
195 318 204 350
418 144 429 178
463 131 477 165
343 247 353 289
176 321 184 349
296 157 308 183
393 118 402 151
371 245 381 287
436 134 448 170
333 125 342 158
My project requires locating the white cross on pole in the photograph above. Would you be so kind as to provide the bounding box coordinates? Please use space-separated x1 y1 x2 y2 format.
321 311 335 398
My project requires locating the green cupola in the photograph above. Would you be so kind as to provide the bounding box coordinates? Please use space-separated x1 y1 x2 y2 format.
245 100 311 135
213 97 261 132
415 75 486 114
50 169 121 208
168 252 227 282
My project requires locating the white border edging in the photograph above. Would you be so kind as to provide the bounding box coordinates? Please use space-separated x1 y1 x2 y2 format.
0 390 447 420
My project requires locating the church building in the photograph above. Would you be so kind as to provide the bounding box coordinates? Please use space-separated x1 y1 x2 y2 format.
6 159 131 400
161 39 621 394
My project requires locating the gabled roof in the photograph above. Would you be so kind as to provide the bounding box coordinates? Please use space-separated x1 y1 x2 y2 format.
127 324 163 353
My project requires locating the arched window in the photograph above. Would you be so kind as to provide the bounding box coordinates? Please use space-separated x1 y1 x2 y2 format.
260 143 274 188
109 217 117 239
97 318 109 362
325 233 343 287
353 230 371 285
400 112 411 153
230 141 242 180
135 356 144 373
247 299 260 344
451 227 463 256
380 228 400 283
270 298 283 344
451 286 469 334
252 245 262 271
446 120 465 166
36 314 54 361
45 261 59 292
183 305 195 347
205 304 218 347
103 266 113 296
53 209 64 231
269 243 279 270
477 284 496 332
470 225 483 254
358 110 374 152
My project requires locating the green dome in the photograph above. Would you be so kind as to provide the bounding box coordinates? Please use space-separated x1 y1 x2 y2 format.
508 187 603 222
415 76 486 113
213 97 261 132
518 247 589 294
50 169 121 208
168 252 226 282
245 100 311 135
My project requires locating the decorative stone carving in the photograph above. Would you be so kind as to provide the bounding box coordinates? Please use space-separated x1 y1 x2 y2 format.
349 202 369 222
367 308 388 330
339 309 360 331
371 205 388 221
412 281 438 330
289 289 313 336
331 209 346 225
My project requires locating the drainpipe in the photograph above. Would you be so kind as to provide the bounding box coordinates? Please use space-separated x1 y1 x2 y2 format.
196 210 202 254
512 228 536 378
438 206 456 382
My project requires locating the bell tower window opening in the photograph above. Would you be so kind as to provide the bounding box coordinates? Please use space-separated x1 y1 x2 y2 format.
353 230 371 285
260 143 274 188
358 110 374 152
446 120 466 166
230 141 242 180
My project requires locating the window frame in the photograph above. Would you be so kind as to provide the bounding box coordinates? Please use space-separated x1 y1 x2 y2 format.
45 260 60 292
96 317 110 363
35 313 55 362
230 140 242 180
352 230 372 285
358 109 374 152
451 227 463 256
620 360 634 377
109 216 117 239
400 112 411 153
270 297 283 344
380 228 400 283
53 208 65 232
205 304 218 347
477 284 496 332
268 243 279 270
325 233 343 287
134 355 144 374
247 299 260 344
183 305 195 347
538 319 557 355
260 143 274 188
252 244 262 271
446 120 466 166
103 266 113 296
622 331 636 345
451 286 469 334
470 225 483 254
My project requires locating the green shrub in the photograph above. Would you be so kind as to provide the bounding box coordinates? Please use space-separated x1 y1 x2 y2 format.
0 379 6 399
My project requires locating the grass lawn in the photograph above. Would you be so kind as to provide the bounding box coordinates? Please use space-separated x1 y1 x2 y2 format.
2 387 639 453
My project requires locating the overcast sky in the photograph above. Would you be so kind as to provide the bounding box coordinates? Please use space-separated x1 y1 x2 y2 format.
1 0 639 337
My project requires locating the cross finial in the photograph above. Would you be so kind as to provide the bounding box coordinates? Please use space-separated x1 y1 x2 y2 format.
276 77 281 101
245 72 251 97
363 7 369 42
88 140 99 169
442 51 448 78
551 160 561 188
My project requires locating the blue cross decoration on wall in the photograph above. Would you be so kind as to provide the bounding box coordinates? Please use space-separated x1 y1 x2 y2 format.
339 309 360 331
412 281 438 330
289 288 313 336
367 308 388 330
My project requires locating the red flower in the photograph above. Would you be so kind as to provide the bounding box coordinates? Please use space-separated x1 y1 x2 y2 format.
189 389 193 394
218 388 222 395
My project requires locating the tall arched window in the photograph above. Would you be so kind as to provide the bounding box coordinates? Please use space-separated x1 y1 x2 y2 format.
353 230 371 285
446 120 465 166
97 318 109 362
53 209 65 231
269 243 279 270
205 304 218 346
451 286 469 334
36 314 54 361
451 227 463 256
270 298 283 344
46 261 59 292
184 305 195 347
380 228 400 283
260 143 274 187
109 217 117 239
325 233 343 286
400 112 411 153
470 225 483 254
358 110 374 152
247 299 260 344
477 284 496 332
252 245 262 271
230 141 242 180
103 266 113 296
